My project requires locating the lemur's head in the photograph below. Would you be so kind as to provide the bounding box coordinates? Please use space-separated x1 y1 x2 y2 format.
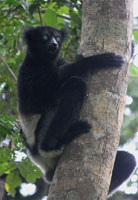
24 26 67 59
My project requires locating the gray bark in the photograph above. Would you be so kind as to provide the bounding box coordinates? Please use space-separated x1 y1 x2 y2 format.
0 179 5 200
47 1 133 200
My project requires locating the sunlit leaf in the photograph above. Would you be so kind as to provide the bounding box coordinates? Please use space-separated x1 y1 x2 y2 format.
133 30 138 44
5 171 22 196
130 64 138 75
43 9 57 27
19 158 42 183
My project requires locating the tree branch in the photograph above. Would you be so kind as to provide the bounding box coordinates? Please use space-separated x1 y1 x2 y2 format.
57 14 70 21
0 55 17 83
38 7 43 26
128 74 138 78
133 27 138 31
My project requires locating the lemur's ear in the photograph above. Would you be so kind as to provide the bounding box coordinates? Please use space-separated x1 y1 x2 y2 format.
23 26 35 44
60 28 68 40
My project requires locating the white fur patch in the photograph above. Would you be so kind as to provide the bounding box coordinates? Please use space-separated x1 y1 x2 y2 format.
19 113 41 147
28 147 63 174
18 110 64 179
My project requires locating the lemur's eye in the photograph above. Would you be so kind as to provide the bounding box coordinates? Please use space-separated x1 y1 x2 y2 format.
56 36 61 42
43 35 49 40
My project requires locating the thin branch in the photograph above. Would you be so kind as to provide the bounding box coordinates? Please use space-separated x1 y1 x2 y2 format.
2 7 71 21
57 14 70 20
0 55 17 83
40 10 71 20
133 27 138 31
38 7 43 25
128 74 138 78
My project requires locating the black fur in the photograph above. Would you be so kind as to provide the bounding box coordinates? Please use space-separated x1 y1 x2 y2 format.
17 26 136 193
109 151 136 195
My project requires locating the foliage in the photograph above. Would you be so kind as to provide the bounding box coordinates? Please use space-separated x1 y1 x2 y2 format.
120 34 138 145
0 0 138 199
0 0 82 198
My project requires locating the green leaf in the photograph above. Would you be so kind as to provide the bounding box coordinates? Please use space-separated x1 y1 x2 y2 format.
0 147 11 162
29 4 39 15
0 124 9 139
0 162 17 175
43 9 57 27
133 30 138 44
57 5 69 15
5 171 22 196
130 64 138 75
5 27 14 34
18 158 42 183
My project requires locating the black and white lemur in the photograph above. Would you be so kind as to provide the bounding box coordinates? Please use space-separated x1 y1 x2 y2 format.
17 26 136 195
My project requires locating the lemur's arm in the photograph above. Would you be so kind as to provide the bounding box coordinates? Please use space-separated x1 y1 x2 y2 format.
59 53 124 83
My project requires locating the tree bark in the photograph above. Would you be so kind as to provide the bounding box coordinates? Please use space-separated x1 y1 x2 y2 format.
47 1 133 200
0 178 5 200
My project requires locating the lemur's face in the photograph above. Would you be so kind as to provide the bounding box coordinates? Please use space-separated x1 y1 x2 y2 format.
42 28 62 54
24 26 67 58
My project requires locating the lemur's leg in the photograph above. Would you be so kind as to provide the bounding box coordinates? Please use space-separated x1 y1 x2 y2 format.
40 77 91 151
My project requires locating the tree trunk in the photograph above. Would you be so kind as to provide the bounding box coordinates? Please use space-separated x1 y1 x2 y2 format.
0 178 5 200
47 1 133 200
